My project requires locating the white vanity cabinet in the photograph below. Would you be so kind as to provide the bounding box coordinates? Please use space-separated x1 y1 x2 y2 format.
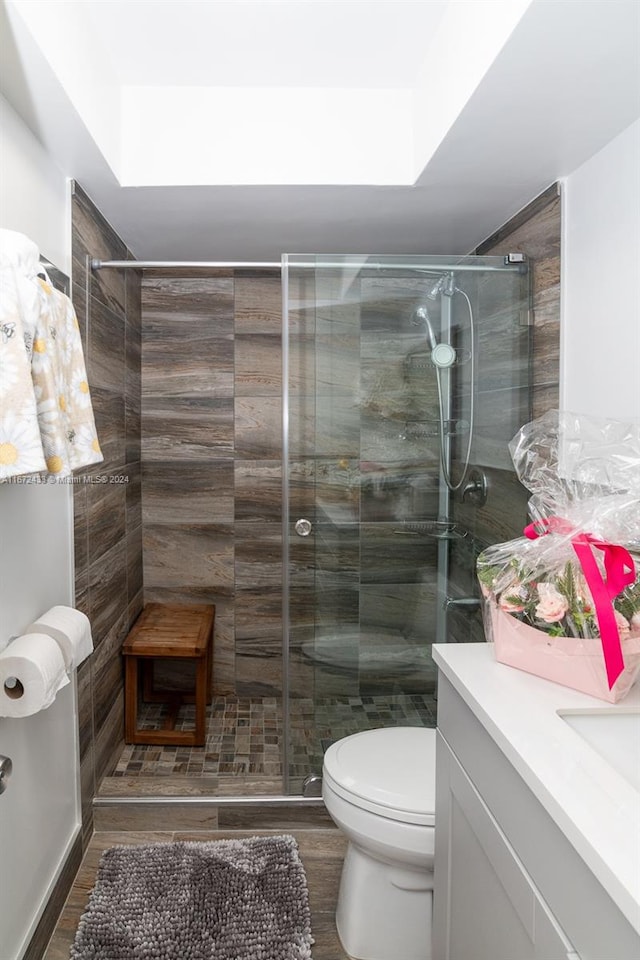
434 729 578 960
432 654 640 960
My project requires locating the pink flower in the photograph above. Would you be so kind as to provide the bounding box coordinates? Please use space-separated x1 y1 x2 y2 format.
630 612 640 636
535 582 569 623
499 583 527 613
499 597 525 613
615 610 631 641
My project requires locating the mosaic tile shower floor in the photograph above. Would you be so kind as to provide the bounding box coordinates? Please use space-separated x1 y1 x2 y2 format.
112 693 437 783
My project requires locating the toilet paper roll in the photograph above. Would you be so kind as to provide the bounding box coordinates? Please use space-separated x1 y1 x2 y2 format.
0 633 70 718
25 605 93 670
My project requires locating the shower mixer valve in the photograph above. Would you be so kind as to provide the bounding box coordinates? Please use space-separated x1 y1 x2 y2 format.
461 468 488 506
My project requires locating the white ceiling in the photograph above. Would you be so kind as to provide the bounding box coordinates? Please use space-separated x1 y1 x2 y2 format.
83 0 448 88
1 0 639 260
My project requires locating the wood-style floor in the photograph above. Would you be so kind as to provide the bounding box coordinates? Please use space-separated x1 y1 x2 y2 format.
43 828 349 960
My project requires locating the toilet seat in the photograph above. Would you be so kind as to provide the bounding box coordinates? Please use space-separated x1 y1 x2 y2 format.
323 726 436 826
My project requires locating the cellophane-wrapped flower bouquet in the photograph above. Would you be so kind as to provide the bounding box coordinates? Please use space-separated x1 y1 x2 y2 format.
477 411 640 702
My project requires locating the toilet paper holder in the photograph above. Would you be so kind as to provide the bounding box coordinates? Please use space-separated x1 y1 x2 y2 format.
3 676 24 699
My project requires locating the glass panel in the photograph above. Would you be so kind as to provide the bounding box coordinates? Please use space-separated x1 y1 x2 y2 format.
283 255 530 792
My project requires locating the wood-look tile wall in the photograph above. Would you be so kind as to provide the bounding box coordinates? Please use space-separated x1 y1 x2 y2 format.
449 183 562 642
140 194 561 673
476 181 561 420
71 183 142 846
141 273 283 696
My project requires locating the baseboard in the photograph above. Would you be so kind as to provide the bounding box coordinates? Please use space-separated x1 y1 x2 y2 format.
93 795 334 832
22 829 83 960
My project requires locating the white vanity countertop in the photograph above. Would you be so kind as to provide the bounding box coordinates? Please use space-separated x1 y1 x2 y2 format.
432 642 640 934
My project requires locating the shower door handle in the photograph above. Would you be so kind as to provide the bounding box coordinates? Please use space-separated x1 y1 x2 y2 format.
295 518 312 537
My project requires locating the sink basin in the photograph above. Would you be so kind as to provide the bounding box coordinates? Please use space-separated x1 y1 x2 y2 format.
558 709 640 791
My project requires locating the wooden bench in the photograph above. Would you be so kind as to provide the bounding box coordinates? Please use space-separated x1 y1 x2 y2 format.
123 603 215 747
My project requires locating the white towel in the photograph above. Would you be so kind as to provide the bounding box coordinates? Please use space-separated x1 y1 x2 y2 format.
26 605 93 670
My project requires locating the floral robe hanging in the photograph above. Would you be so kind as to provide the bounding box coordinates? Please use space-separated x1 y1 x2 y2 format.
0 229 103 481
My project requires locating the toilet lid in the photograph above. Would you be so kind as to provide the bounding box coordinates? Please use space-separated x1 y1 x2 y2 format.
323 726 436 826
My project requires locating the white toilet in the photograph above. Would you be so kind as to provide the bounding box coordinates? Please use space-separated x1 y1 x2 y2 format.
322 726 436 960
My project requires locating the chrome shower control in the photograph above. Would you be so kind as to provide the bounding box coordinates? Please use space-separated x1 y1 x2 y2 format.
461 468 488 506
0 755 13 796
295 518 312 537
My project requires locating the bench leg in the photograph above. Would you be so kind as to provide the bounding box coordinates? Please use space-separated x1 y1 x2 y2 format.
124 656 139 744
194 655 208 746
206 632 213 705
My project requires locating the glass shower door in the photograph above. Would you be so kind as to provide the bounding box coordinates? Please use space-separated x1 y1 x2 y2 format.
283 256 439 791
282 254 531 793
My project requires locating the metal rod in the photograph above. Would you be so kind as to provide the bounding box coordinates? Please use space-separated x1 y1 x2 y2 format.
90 259 281 270
91 258 526 273
435 290 453 648
93 795 324 806
281 254 291 796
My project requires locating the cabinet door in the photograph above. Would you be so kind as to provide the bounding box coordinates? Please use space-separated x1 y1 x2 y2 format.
433 732 579 960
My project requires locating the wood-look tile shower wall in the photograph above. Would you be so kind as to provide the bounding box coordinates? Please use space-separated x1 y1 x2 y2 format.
71 183 143 846
141 273 283 697
448 183 562 643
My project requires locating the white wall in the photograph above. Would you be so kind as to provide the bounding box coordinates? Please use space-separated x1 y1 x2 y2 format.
0 93 79 960
0 94 70 273
561 118 640 422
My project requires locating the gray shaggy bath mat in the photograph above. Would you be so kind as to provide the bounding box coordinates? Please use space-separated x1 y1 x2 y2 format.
70 834 313 959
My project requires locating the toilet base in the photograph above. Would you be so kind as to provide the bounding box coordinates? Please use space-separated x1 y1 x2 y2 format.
335 841 433 960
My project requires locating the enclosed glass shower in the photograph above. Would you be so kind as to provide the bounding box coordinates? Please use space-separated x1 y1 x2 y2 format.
282 255 531 792
95 250 530 804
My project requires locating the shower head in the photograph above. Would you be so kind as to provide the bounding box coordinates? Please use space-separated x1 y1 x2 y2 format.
412 305 438 350
426 272 456 300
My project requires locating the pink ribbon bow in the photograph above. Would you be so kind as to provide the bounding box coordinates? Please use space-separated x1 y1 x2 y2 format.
524 517 636 689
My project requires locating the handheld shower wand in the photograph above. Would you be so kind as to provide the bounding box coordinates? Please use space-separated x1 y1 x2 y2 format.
414 275 476 492
413 305 438 351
